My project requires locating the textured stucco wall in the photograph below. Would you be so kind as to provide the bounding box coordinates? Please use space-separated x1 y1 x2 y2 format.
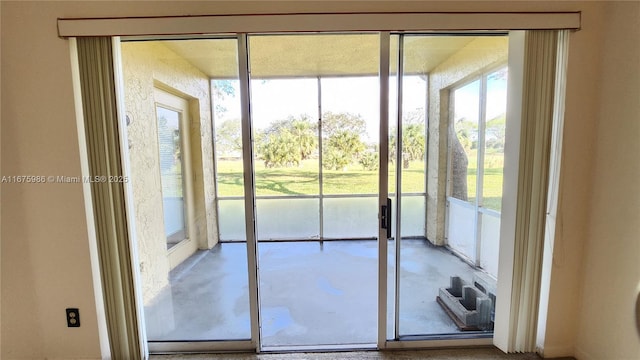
121 41 218 303
426 37 508 245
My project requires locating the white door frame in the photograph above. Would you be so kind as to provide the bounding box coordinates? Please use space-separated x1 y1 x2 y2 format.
377 31 391 349
237 33 263 351
153 88 197 270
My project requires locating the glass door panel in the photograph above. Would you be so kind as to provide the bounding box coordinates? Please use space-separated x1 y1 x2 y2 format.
482 68 508 212
156 105 188 250
479 67 508 278
212 75 247 242
320 76 379 195
447 79 481 262
322 197 378 238
248 33 380 348
250 77 320 240
122 37 252 344
393 34 508 339
452 79 481 204
320 76 380 240
397 36 428 238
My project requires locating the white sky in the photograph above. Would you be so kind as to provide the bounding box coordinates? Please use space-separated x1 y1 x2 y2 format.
217 70 507 141
218 76 427 142
454 69 508 122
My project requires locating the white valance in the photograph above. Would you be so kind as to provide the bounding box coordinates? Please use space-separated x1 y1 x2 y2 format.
58 12 580 37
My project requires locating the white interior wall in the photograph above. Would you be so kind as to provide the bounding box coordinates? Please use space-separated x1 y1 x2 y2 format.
574 2 640 359
1 4 103 358
1 1 637 359
538 3 605 357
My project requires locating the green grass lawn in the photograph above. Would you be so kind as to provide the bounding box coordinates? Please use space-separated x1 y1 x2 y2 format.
465 167 504 211
216 153 504 210
465 150 505 211
216 159 426 196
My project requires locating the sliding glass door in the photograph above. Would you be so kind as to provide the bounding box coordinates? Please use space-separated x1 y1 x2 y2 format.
121 31 510 352
121 37 254 351
247 34 382 349
387 33 508 341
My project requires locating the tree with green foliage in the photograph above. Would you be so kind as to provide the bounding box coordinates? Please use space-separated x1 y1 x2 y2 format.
319 112 368 170
256 115 317 168
389 109 426 168
454 118 477 152
485 115 506 150
258 129 301 168
212 79 236 116
323 130 365 170
249 111 373 170
321 111 367 138
390 123 426 168
288 117 317 161
358 151 379 171
215 118 242 158
402 124 426 161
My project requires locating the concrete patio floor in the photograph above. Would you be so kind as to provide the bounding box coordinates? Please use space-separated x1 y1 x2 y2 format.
143 239 489 348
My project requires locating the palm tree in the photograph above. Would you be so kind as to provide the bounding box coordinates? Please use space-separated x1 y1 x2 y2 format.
290 119 317 161
402 123 426 163
323 130 365 170
389 123 425 168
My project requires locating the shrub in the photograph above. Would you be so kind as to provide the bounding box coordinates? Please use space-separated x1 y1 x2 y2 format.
359 151 378 171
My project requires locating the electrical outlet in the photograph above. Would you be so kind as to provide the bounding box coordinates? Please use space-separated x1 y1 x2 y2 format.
66 308 80 327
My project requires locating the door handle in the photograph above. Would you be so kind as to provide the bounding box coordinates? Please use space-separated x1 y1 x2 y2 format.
381 198 392 239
